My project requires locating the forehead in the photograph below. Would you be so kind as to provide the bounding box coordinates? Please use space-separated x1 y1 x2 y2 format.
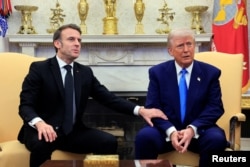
61 28 81 38
172 36 193 44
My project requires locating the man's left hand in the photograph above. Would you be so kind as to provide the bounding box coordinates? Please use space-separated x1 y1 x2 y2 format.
177 127 194 153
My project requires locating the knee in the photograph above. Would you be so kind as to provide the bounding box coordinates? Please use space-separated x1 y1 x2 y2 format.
200 131 227 151
97 134 117 154
135 127 160 145
210 130 227 146
136 128 150 142
102 133 118 148
26 140 53 153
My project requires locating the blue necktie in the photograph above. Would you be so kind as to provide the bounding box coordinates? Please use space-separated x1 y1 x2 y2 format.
62 65 74 135
179 68 187 123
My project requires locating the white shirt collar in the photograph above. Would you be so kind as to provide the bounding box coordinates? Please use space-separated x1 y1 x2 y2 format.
56 56 74 69
175 61 193 75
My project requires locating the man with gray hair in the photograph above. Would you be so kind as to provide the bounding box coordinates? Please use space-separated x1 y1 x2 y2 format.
135 28 227 167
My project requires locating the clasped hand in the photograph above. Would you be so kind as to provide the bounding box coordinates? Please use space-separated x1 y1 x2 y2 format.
171 127 194 153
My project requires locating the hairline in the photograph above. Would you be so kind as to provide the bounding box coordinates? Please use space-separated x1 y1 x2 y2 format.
167 28 195 48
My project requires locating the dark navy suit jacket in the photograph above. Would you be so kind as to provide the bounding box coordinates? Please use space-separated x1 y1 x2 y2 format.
146 59 224 134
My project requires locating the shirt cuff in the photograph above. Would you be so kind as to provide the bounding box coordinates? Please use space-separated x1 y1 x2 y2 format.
28 117 43 128
134 105 141 116
134 160 141 167
165 126 177 142
187 124 199 139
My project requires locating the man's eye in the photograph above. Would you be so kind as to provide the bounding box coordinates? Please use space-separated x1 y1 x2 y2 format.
176 44 184 49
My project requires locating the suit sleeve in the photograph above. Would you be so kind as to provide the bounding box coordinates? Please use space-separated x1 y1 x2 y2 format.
145 67 174 132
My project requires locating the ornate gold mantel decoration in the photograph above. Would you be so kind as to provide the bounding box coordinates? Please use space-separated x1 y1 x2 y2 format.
103 0 118 35
14 5 38 34
78 0 89 34
134 0 145 34
47 0 66 34
156 0 175 34
84 155 119 167
185 5 208 34
241 95 250 109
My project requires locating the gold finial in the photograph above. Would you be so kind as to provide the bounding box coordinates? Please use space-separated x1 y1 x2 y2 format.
103 0 118 35
78 0 89 34
47 0 66 34
156 0 175 34
134 0 145 34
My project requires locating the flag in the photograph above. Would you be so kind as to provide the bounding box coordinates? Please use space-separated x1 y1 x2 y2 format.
0 0 12 37
212 0 249 93
0 0 12 18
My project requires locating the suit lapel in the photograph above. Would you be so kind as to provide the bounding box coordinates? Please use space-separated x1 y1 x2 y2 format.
73 63 82 110
50 57 65 98
166 62 181 120
186 61 203 114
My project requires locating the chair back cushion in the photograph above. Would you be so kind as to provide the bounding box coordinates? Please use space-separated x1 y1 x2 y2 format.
0 52 45 142
194 51 243 141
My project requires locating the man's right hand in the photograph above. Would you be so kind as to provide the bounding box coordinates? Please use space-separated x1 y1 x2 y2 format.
35 121 57 142
139 107 168 127
170 128 194 153
170 131 184 153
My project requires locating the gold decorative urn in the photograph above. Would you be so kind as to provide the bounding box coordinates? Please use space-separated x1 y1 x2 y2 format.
14 5 38 34
78 0 89 34
134 0 145 34
103 0 118 35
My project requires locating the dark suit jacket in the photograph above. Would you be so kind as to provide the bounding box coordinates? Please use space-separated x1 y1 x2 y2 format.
18 56 136 141
146 59 224 134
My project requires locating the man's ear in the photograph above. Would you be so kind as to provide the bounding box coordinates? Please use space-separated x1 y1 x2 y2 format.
167 48 173 56
54 40 61 49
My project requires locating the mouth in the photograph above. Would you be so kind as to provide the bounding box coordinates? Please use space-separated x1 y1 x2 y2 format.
183 55 190 59
73 50 80 54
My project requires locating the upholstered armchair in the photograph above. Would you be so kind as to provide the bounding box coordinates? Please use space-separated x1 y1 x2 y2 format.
0 52 85 167
158 52 246 166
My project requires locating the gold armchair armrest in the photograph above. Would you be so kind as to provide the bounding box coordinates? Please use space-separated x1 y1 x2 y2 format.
229 113 246 150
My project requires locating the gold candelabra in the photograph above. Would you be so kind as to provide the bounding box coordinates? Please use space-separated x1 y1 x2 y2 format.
185 5 208 34
103 0 118 35
134 0 145 34
47 0 66 34
156 0 175 34
78 0 89 34
14 5 38 34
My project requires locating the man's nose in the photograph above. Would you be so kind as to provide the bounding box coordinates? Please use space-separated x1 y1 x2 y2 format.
183 44 189 51
74 40 81 45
